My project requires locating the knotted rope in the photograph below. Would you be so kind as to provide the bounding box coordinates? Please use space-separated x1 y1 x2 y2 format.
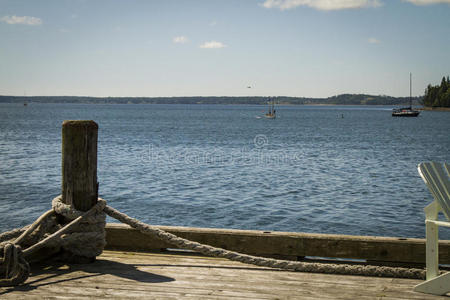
0 196 427 287
0 243 29 286
0 198 106 286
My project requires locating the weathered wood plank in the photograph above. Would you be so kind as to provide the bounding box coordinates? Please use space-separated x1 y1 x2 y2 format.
62 120 98 211
98 252 428 289
104 223 450 265
59 120 100 263
0 251 447 299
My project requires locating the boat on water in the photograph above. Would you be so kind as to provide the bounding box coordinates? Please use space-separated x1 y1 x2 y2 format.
392 73 420 117
392 107 420 117
265 99 276 119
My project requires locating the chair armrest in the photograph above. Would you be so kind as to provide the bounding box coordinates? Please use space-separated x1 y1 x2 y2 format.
426 219 450 228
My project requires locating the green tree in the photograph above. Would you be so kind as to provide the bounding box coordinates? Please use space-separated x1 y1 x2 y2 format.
423 76 450 107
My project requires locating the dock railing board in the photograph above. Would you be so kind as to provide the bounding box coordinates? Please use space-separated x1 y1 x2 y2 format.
104 223 450 266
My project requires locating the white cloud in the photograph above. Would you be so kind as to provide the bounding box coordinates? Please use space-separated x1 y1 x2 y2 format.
173 36 188 44
0 15 42 25
368 37 381 44
209 20 217 26
402 0 450 5
199 41 227 49
261 0 383 11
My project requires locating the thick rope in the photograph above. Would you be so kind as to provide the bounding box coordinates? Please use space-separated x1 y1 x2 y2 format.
0 243 29 286
0 226 28 244
0 196 430 287
103 204 427 279
25 198 106 257
51 196 106 258
0 198 106 287
14 210 54 246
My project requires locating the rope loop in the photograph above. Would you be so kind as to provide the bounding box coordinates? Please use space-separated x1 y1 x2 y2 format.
0 243 30 287
51 196 106 258
0 196 107 287
52 196 106 221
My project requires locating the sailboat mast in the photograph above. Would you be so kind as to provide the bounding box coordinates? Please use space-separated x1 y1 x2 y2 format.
410 72 412 108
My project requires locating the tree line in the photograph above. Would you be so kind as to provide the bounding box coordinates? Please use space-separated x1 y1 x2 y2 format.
423 76 450 107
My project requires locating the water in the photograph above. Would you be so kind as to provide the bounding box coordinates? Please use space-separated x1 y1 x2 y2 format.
0 103 449 239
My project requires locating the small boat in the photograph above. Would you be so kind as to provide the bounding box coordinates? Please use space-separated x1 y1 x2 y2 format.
265 99 276 119
392 73 420 117
392 107 420 117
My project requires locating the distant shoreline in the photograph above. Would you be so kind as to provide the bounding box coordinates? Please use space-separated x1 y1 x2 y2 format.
421 106 450 112
12 102 450 111
7 102 425 107
0 94 424 106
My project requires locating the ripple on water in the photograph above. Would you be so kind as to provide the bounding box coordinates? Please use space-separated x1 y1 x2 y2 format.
0 104 449 240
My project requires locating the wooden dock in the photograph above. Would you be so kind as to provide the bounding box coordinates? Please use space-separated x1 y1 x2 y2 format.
1 249 448 299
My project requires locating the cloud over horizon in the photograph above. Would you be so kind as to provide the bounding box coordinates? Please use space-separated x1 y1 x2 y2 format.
0 15 42 25
261 0 383 11
173 36 189 44
199 41 226 49
403 0 450 5
368 37 381 44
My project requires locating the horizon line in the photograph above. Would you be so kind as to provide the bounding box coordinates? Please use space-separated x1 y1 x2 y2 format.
0 93 423 99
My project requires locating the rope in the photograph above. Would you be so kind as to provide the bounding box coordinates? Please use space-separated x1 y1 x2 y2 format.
51 196 106 258
0 197 106 287
0 196 428 287
0 243 29 286
0 226 28 243
103 204 426 280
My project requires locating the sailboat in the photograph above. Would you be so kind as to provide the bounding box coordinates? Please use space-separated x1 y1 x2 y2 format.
392 73 420 117
265 99 276 119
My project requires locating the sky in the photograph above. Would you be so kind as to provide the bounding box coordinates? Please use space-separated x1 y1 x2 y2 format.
0 0 449 98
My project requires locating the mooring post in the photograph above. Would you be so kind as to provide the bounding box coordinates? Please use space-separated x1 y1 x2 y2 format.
62 120 98 211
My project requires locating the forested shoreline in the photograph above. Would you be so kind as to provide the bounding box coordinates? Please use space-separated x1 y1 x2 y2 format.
423 76 450 107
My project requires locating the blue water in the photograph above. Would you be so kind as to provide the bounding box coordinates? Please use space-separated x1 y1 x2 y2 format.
0 103 449 239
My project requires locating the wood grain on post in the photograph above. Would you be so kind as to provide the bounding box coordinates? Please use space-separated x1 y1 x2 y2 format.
62 120 98 212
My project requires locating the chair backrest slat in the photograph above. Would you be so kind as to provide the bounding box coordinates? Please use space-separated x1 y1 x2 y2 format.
418 162 450 220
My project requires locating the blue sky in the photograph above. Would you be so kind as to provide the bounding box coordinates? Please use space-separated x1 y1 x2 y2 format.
0 0 449 98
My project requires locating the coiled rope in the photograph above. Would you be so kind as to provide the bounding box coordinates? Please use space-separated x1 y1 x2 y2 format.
0 196 427 287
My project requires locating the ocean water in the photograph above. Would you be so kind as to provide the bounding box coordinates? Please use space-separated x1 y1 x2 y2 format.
0 103 449 239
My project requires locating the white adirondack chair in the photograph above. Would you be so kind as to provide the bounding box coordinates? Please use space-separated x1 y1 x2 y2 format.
414 162 450 296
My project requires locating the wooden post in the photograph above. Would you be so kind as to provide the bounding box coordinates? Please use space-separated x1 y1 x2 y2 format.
62 120 98 211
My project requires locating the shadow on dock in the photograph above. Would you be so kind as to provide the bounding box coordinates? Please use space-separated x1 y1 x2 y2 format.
0 259 174 295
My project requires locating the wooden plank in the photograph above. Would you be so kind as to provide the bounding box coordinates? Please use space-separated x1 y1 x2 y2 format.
0 251 447 299
104 223 450 265
99 251 424 288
